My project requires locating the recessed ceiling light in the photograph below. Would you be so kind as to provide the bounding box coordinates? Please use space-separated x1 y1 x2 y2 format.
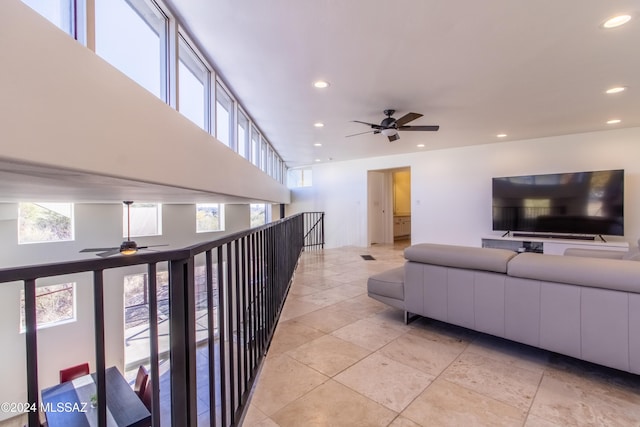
313 80 330 89
314 122 324 128
314 143 322 147
607 119 621 124
606 86 627 94
315 158 321 162
497 133 508 138
417 144 425 148
602 14 632 29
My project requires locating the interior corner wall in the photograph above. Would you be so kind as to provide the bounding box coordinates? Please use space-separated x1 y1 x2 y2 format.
288 127 640 249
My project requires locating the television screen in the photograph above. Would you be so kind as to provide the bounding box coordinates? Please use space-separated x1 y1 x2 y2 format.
492 169 624 236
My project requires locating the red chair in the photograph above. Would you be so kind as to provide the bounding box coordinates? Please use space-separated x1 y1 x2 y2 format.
59 363 90 383
133 365 149 399
142 377 152 411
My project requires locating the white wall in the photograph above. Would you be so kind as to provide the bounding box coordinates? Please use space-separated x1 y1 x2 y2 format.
0 0 289 205
0 202 251 421
289 127 640 249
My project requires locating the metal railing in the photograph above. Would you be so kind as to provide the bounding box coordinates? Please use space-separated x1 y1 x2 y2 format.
0 212 324 427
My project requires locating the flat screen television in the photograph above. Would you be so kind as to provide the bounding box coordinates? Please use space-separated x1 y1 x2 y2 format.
492 169 624 236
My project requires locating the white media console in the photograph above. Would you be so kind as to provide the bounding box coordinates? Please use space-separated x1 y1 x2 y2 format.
481 235 629 255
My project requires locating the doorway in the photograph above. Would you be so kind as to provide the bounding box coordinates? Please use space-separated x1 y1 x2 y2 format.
367 167 411 246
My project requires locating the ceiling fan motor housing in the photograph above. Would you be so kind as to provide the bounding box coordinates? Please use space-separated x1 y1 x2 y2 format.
381 117 396 128
120 240 138 255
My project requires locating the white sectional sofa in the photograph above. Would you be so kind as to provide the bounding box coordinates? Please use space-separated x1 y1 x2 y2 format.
367 242 640 374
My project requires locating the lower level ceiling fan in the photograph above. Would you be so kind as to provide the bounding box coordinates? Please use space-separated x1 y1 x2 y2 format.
348 109 439 142
80 201 167 257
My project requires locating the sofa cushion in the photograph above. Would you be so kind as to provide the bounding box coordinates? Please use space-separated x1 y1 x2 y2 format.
507 252 640 293
404 243 516 273
367 266 404 300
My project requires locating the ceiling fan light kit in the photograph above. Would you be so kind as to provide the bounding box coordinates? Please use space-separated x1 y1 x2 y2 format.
349 109 439 142
80 201 167 257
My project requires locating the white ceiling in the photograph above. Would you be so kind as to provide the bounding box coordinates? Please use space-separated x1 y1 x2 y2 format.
168 0 640 168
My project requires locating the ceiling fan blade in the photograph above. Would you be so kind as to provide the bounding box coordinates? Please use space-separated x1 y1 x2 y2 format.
80 247 118 253
388 133 400 142
352 120 384 130
346 130 376 138
96 249 121 258
399 125 440 132
137 244 169 250
395 112 423 127
352 120 376 126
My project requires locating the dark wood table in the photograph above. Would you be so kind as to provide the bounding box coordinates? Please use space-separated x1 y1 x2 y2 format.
41 366 151 427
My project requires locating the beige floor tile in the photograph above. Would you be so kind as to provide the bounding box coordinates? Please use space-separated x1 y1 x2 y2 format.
241 404 269 426
523 414 565 427
407 318 477 350
278 299 324 321
528 372 640 426
365 308 412 332
379 333 463 376
388 416 423 427
466 334 550 374
331 319 406 351
287 284 321 297
294 305 361 333
271 380 397 427
441 351 542 411
295 286 357 308
331 294 389 318
249 354 328 416
268 320 325 355
286 334 371 377
402 379 526 427
334 353 434 412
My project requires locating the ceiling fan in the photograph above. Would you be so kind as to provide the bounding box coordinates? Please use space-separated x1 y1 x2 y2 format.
80 201 167 257
348 109 439 142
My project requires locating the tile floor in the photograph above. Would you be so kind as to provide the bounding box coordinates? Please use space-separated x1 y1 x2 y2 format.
241 244 640 427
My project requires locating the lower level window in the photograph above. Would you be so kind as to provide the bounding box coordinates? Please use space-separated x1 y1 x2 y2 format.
20 283 76 332
196 204 225 232
18 202 74 244
250 204 269 227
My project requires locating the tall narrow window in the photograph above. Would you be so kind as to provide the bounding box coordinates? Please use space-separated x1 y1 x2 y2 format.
20 283 76 331
250 204 270 227
250 126 261 167
260 140 268 172
178 35 209 130
237 110 249 159
95 0 168 100
124 203 162 237
215 83 234 148
18 203 74 244
196 203 225 233
21 0 74 36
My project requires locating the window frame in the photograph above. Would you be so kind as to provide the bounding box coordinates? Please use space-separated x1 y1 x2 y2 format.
20 282 76 332
18 202 75 244
177 33 211 131
196 203 225 233
215 81 235 149
124 203 163 238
